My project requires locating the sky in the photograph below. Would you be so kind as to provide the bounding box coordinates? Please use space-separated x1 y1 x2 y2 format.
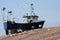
0 0 60 36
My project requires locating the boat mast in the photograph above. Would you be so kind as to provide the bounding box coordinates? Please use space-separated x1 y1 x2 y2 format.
2 7 6 22
2 7 13 22
7 11 12 21
23 3 38 23
31 3 35 16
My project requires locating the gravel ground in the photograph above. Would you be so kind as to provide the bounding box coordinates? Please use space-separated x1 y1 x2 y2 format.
0 26 60 40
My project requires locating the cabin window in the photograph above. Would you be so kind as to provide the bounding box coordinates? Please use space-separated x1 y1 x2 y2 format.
28 17 31 19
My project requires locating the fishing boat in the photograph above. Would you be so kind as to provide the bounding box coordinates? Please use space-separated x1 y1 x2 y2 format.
3 3 45 35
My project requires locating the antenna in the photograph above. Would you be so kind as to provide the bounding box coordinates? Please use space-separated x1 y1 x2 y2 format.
26 13 28 16
31 3 35 16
